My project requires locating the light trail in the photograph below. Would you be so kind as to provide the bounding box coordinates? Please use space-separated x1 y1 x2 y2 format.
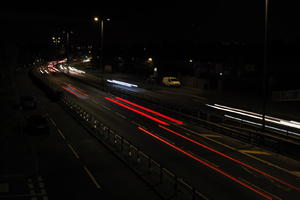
158 125 300 192
104 97 169 125
106 79 138 88
115 97 183 124
138 127 275 200
60 86 80 97
68 85 89 97
207 104 300 135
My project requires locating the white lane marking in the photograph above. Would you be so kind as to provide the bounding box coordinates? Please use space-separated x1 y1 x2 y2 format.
83 166 102 189
57 129 66 140
49 118 56 127
102 105 111 111
131 121 142 127
67 144 80 159
115 112 126 119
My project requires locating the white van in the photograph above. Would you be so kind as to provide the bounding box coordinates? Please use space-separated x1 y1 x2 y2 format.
162 77 181 87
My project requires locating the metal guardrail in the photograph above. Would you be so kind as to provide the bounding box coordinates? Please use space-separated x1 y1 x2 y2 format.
60 94 209 200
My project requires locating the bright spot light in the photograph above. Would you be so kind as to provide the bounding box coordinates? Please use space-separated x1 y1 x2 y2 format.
94 17 99 22
154 67 157 72
220 72 223 76
147 57 153 62
189 59 193 63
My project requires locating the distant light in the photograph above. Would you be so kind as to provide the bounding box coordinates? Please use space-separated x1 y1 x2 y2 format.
219 72 223 76
94 17 99 22
189 59 193 63
147 57 153 62
106 18 111 21
82 58 91 63
154 67 157 72
107 79 138 88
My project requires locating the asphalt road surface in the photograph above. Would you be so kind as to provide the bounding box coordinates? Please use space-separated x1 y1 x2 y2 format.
37 68 300 200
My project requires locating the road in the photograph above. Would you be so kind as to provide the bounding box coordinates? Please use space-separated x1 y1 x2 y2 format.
2 69 160 200
37 66 300 200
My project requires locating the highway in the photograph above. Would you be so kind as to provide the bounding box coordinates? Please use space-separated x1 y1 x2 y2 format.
36 65 300 200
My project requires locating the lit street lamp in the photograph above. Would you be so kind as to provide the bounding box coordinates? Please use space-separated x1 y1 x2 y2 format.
94 17 110 69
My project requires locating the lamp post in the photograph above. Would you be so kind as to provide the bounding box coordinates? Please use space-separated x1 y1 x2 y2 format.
94 17 110 69
262 0 269 131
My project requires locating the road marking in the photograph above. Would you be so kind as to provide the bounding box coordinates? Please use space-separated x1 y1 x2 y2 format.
57 129 66 140
49 118 56 127
239 150 272 156
131 121 142 127
200 134 222 138
67 144 80 159
180 126 300 178
115 112 126 119
102 105 111 111
239 177 282 200
291 171 300 177
83 166 101 189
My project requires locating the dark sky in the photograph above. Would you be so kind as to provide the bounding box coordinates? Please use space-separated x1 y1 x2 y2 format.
1 1 300 47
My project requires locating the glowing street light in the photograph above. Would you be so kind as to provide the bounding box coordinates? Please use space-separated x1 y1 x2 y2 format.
93 16 110 69
94 17 99 22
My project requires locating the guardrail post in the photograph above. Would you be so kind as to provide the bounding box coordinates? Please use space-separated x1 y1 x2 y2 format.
192 187 196 200
159 165 163 184
148 157 152 174
136 149 141 164
120 136 123 152
173 175 178 196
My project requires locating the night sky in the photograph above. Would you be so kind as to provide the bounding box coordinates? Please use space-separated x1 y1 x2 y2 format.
1 1 299 44
1 1 300 61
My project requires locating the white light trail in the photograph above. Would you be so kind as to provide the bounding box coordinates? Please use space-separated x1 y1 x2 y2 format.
207 104 300 134
106 79 138 88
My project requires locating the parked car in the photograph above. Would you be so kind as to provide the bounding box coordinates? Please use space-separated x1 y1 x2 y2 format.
25 114 50 136
20 95 37 110
162 77 181 87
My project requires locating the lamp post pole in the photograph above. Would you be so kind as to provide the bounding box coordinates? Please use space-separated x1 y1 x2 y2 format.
94 17 110 70
262 0 269 131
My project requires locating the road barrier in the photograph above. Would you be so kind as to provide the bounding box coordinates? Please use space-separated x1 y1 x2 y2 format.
60 94 209 200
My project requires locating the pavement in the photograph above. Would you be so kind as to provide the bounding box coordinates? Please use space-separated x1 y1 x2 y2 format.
0 69 160 200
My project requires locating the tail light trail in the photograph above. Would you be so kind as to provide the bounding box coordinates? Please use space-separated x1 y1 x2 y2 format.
138 127 274 200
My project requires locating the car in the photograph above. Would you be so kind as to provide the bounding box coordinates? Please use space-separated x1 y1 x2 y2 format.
162 77 181 87
25 114 50 136
20 95 37 110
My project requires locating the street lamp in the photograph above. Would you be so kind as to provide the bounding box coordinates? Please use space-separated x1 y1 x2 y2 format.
262 0 269 131
94 16 110 69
